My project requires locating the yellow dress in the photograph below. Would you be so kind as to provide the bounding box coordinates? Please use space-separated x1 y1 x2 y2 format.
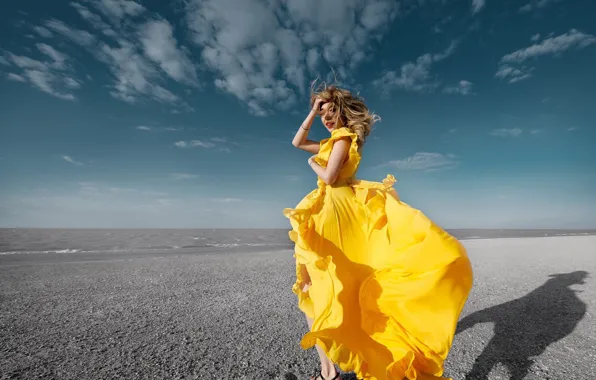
283 127 473 380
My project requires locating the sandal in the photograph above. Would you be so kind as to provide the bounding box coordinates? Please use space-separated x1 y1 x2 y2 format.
310 370 340 380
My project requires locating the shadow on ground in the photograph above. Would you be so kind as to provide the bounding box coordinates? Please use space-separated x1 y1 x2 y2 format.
456 270 589 380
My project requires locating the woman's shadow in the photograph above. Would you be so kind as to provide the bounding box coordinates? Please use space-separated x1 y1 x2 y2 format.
456 270 589 380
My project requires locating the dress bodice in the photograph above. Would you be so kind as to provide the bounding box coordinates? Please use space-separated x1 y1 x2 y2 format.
314 127 361 183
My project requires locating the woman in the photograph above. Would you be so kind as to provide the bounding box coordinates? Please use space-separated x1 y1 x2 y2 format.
283 84 473 380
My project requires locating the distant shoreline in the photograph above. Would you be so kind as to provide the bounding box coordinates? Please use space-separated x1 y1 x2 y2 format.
1 228 596 257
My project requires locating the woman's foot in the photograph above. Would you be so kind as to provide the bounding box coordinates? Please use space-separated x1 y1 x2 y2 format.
309 368 339 380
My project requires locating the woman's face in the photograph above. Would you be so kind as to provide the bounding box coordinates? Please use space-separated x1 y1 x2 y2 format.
320 101 342 132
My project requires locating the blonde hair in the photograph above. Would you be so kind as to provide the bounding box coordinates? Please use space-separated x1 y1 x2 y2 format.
310 82 380 150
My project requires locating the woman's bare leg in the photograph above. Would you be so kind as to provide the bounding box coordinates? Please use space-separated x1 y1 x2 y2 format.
303 283 338 380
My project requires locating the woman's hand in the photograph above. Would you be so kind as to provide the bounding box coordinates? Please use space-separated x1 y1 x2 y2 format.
308 155 317 165
311 97 325 114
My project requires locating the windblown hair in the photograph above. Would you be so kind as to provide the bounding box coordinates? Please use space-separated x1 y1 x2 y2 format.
310 82 380 150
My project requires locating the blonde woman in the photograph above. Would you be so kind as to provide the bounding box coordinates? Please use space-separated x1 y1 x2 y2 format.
283 85 473 380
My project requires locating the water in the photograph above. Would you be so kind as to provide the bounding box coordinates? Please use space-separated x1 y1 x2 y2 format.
0 228 595 255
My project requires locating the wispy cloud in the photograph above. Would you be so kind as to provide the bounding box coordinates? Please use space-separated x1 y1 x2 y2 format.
496 29 596 83
472 0 486 14
489 128 523 137
77 182 166 197
4 43 82 101
91 0 146 22
373 41 458 95
33 26 53 38
170 173 198 180
98 40 180 104
501 29 596 63
6 73 26 82
518 0 562 13
136 125 187 132
69 2 117 38
62 155 84 165
443 80 473 95
174 136 233 152
15 1 195 110
210 197 242 203
174 140 216 149
139 19 199 87
381 152 459 171
44 19 96 47
185 0 399 115
495 64 534 83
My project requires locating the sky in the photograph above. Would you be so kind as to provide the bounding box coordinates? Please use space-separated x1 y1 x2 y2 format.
0 0 595 229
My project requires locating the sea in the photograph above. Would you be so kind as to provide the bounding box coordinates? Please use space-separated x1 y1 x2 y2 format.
1 228 595 256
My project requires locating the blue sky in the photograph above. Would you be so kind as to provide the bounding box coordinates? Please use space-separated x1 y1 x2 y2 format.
0 0 595 229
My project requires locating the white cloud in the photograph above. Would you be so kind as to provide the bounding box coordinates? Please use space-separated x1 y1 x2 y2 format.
174 136 233 152
139 19 199 86
25 71 76 101
20 0 401 113
443 80 473 95
496 29 596 84
7 73 26 82
36 43 67 70
5 44 81 101
33 26 53 38
62 155 84 165
0 56 9 66
518 0 561 13
373 41 457 95
383 152 458 171
45 19 96 47
489 128 523 137
136 126 152 131
39 4 194 109
171 173 199 180
495 64 533 83
92 0 146 22
531 33 541 42
64 77 81 89
174 140 216 149
70 2 117 38
98 39 180 104
501 29 596 63
185 0 399 115
9 5 159 107
472 0 485 14
211 197 241 203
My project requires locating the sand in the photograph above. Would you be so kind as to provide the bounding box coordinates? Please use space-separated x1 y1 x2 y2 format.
1 236 595 380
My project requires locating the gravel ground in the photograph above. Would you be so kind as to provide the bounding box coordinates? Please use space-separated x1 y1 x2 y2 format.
1 236 595 380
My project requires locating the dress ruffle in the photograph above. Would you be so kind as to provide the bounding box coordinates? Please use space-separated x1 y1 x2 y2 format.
283 128 473 379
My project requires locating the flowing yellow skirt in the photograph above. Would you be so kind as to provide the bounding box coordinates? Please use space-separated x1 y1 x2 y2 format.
283 175 473 380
